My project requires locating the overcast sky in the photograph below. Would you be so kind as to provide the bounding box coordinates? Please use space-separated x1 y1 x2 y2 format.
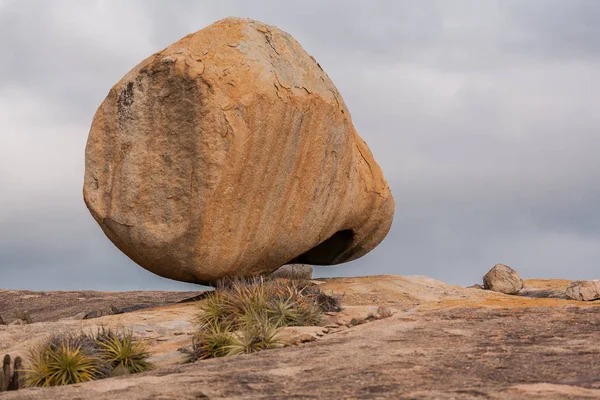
1 0 599 290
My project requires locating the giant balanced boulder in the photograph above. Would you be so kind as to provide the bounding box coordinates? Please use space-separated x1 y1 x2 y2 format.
83 18 395 285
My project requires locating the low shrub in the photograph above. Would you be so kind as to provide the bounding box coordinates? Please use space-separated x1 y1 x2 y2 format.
185 277 342 362
194 289 236 330
24 329 153 388
182 322 235 363
228 311 286 355
94 329 153 374
24 339 103 387
196 277 340 330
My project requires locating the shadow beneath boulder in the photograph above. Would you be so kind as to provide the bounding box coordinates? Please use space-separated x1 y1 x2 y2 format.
517 288 567 300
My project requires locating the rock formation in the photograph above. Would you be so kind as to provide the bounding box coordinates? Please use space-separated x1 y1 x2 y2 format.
83 18 394 285
483 264 523 295
3 277 600 399
269 264 313 280
566 280 600 301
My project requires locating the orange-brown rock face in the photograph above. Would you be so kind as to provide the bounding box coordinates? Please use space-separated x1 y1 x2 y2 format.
83 18 395 285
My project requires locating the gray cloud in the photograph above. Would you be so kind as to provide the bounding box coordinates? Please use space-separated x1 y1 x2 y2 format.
1 0 599 290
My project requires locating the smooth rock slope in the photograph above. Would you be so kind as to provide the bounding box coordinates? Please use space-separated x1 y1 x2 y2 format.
83 18 394 285
2 276 599 399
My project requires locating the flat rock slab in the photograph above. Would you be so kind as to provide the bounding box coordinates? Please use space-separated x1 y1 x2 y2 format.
0 289 201 324
2 276 600 399
3 305 599 399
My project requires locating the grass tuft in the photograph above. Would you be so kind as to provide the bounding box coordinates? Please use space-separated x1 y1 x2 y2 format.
227 312 286 355
267 296 300 327
95 330 154 374
24 329 153 387
184 277 342 362
24 340 101 387
183 322 235 363
195 290 234 330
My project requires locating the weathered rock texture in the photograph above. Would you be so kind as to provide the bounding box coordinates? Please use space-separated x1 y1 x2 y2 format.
269 264 313 280
483 264 523 295
2 277 600 399
83 18 394 285
566 280 600 301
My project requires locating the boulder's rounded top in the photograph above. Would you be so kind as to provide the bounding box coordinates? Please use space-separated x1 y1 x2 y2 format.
483 264 523 295
566 280 600 301
127 16 350 118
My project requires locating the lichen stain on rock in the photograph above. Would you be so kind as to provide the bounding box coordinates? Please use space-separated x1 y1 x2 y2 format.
117 81 135 128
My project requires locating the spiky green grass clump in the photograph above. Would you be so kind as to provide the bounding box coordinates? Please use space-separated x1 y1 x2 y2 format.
228 311 287 355
196 277 338 330
185 277 342 362
24 340 102 387
24 329 153 387
194 290 235 330
95 330 153 374
182 322 235 363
